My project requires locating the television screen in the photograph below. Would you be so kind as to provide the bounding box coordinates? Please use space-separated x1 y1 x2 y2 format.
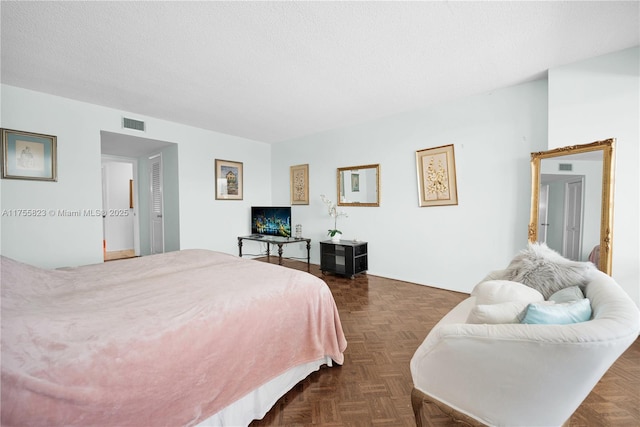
251 206 292 237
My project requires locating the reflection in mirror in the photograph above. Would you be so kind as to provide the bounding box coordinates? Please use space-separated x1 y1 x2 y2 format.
529 139 615 275
337 164 380 207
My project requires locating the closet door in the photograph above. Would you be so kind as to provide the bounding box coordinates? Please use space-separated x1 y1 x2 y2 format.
149 154 164 254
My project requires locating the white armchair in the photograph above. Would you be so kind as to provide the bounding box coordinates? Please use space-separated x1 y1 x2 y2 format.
410 269 640 426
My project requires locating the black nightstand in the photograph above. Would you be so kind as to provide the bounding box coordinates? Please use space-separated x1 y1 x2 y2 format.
320 240 368 279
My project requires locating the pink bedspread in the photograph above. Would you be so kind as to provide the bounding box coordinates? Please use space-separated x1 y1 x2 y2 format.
1 249 347 426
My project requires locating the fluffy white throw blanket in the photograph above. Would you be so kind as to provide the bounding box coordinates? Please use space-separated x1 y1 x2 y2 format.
483 243 597 299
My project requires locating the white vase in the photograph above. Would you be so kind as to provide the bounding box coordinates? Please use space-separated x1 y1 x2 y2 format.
331 232 342 243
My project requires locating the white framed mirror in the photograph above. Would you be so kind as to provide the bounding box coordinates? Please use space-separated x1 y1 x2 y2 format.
337 164 380 207
529 139 615 274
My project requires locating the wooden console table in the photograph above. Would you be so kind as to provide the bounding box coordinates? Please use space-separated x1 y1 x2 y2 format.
237 235 311 266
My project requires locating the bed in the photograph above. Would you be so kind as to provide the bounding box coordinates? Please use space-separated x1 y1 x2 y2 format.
1 249 347 426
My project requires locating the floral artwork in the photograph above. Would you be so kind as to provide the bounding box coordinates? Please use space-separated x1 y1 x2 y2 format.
416 144 458 207
290 164 309 205
424 153 450 201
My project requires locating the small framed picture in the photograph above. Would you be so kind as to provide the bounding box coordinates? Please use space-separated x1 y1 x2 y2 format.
351 173 360 192
215 159 243 200
416 144 458 207
1 128 57 181
290 164 309 205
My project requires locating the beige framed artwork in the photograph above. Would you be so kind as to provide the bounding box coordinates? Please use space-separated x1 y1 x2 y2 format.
290 164 309 205
215 159 243 200
1 128 57 181
416 144 458 207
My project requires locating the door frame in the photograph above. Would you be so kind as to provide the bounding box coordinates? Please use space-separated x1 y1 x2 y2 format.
101 154 140 256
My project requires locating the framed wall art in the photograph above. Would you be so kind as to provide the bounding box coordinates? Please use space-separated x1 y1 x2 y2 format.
290 163 309 205
351 173 360 192
416 144 458 207
1 128 57 181
215 159 243 200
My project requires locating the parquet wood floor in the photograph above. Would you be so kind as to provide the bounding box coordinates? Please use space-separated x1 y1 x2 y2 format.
103 249 136 261
249 258 640 426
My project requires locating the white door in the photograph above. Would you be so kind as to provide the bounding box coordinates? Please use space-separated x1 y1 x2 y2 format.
538 184 549 244
101 164 108 252
563 178 583 261
149 154 164 254
101 160 135 253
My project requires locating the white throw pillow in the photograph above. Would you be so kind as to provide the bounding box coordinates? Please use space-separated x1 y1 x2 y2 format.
467 301 530 324
548 286 585 303
471 280 545 305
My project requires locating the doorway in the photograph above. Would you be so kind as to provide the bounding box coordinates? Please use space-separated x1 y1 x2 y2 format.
100 131 179 258
540 173 585 261
537 184 550 244
101 156 138 261
562 178 584 261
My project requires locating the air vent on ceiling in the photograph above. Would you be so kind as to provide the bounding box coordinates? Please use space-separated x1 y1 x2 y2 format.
559 163 573 171
123 117 145 132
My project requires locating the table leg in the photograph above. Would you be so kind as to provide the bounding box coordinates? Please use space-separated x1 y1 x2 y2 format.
306 241 311 265
277 244 284 265
237 238 243 257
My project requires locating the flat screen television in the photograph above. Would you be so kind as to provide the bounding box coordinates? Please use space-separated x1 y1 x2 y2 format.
251 206 292 237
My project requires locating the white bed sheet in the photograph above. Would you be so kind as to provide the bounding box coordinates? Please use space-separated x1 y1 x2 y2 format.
197 357 333 427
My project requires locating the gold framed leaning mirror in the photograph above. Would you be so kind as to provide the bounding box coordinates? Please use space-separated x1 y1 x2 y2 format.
529 139 615 274
337 164 380 207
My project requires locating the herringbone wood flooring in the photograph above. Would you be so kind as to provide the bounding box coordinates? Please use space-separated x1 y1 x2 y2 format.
250 258 640 426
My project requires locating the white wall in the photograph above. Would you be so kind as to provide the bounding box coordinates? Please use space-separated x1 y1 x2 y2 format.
1 85 272 268
1 87 104 267
172 128 272 255
2 47 635 302
271 80 549 293
548 46 639 306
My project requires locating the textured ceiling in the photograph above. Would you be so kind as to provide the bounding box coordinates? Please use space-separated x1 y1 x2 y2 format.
2 1 639 143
